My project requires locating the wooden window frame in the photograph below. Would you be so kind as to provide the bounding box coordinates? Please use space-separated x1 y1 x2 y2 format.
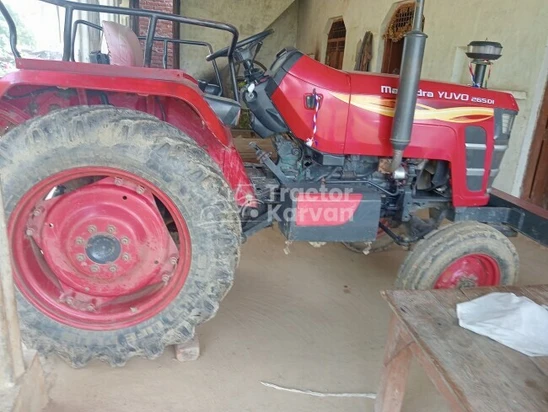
325 19 346 70
521 82 548 207
381 2 424 74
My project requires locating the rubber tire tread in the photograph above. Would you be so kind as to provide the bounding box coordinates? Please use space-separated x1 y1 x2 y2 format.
395 221 519 290
0 106 241 367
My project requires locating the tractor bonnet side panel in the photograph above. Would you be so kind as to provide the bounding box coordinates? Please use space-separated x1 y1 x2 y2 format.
346 74 518 207
270 53 351 153
270 52 518 207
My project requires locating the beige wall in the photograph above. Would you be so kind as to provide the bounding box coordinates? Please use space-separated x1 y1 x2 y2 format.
297 0 548 196
179 0 297 80
258 2 299 70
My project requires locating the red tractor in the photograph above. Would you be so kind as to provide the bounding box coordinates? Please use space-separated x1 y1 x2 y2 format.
0 0 544 366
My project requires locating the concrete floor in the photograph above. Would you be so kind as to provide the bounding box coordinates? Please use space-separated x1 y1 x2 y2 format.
43 228 547 412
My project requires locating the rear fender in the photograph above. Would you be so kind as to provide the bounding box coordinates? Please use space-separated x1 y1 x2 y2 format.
0 59 253 206
5 59 229 144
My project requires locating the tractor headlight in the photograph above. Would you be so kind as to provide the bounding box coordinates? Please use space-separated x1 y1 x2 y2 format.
501 112 515 135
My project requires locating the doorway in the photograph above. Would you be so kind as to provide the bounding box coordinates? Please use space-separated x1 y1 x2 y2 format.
325 19 346 70
381 2 424 74
522 81 548 209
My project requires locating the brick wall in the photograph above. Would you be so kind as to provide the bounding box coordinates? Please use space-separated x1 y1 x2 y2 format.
138 0 175 68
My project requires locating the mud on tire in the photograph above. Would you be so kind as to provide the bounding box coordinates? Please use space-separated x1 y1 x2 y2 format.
0 106 241 367
395 221 519 290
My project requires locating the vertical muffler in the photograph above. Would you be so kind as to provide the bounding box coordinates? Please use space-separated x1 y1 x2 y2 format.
389 0 427 172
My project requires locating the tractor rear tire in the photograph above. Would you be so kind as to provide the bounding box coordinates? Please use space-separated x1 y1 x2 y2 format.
1 106 241 367
395 222 518 289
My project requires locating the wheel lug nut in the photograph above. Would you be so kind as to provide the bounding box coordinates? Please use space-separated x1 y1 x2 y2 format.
136 185 145 195
66 297 74 305
122 253 130 262
170 257 178 265
90 265 99 273
107 225 116 234
114 177 123 186
76 254 85 262
32 207 43 217
162 274 170 283
121 237 129 245
25 228 34 236
86 304 95 312
109 265 117 273
75 237 84 245
87 225 97 234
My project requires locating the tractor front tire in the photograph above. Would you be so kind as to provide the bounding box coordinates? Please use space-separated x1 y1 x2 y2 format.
395 222 519 289
1 106 241 367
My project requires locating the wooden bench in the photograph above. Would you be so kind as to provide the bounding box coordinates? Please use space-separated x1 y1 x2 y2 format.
375 286 548 412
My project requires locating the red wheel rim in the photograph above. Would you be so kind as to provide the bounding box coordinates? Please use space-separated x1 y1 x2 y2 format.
9 167 192 331
434 254 501 289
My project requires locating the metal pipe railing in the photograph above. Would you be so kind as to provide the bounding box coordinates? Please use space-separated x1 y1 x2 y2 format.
70 20 224 97
0 1 21 59
138 37 224 97
40 0 240 99
70 19 102 62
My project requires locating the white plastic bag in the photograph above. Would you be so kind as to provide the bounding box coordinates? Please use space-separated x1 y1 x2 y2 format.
456 292 548 357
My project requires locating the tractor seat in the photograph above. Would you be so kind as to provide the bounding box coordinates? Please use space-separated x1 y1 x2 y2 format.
102 21 144 67
101 21 222 97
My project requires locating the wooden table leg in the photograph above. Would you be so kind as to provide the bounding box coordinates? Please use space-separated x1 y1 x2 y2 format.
409 343 467 412
375 314 414 412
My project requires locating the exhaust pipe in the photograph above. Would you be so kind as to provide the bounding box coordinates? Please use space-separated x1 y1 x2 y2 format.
389 0 427 172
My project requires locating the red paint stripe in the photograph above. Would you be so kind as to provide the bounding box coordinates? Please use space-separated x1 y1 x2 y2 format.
295 192 362 227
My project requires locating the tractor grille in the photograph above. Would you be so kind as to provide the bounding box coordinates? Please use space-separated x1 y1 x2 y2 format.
464 109 517 192
465 126 488 192
489 109 517 188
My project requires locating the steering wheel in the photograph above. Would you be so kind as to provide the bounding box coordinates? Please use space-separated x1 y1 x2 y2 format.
206 29 274 62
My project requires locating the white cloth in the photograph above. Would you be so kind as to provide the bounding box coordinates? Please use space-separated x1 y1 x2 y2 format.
456 292 548 357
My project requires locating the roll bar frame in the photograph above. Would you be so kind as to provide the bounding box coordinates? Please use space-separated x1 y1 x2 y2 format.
70 20 224 97
0 0 240 100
